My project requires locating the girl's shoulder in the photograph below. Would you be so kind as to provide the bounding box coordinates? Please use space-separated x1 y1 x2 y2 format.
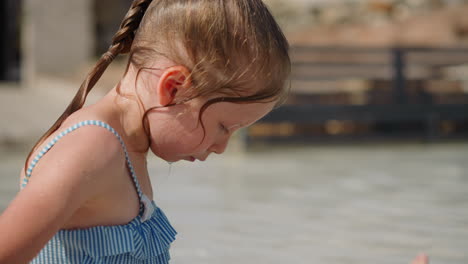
22 115 127 192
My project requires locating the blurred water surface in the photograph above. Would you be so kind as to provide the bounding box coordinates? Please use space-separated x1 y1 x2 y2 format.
1 143 467 264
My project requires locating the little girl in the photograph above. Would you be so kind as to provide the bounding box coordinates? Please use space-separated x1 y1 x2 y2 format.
0 0 290 263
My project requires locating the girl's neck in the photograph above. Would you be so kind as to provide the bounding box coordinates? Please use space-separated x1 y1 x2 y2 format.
91 86 151 155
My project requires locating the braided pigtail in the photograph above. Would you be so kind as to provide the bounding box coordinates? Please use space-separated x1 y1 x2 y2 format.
24 0 153 172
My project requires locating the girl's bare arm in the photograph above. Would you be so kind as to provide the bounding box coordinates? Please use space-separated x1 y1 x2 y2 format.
0 126 123 263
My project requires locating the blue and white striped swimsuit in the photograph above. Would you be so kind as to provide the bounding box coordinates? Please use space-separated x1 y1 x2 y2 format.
21 120 177 264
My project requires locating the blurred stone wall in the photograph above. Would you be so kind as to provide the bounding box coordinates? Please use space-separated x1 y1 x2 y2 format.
22 0 93 82
265 0 468 47
18 0 468 85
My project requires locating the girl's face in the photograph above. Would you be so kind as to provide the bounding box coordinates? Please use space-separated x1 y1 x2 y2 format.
146 98 275 162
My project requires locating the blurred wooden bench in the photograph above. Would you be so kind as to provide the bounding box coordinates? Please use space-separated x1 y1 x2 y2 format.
245 46 468 144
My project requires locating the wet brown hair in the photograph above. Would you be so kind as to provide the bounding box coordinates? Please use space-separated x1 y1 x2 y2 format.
25 0 290 170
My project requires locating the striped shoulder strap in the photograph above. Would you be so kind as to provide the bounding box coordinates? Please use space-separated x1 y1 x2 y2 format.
21 120 145 211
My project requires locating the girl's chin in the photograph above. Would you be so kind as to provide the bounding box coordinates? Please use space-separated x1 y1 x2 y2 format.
172 156 196 162
149 147 196 163
150 151 175 163
155 155 195 163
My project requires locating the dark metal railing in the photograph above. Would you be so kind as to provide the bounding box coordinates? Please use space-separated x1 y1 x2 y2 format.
246 46 468 144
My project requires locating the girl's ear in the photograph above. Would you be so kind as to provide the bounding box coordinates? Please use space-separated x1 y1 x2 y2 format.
156 65 192 106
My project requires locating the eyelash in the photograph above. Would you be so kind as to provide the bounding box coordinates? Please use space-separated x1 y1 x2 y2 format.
219 123 229 134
